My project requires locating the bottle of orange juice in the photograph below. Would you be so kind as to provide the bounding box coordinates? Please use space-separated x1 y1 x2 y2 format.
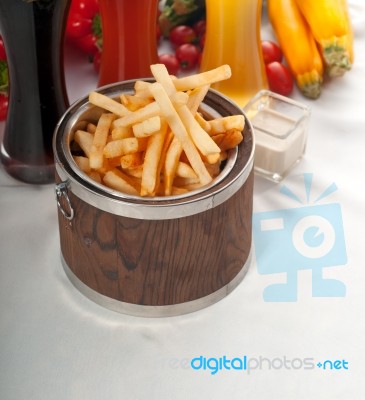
200 0 268 107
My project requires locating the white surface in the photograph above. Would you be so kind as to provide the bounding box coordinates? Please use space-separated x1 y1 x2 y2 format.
1 3 365 399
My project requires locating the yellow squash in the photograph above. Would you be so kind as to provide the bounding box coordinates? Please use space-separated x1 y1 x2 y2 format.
294 0 353 77
267 0 324 99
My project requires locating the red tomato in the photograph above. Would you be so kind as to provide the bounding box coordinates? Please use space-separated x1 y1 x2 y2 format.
66 14 92 39
193 19 206 38
169 25 196 46
0 36 6 61
158 53 180 76
175 44 200 69
70 0 99 20
0 92 8 121
265 62 294 96
261 40 283 64
74 33 99 56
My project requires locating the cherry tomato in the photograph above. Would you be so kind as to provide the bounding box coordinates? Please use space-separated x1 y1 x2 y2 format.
74 33 99 56
261 40 283 64
0 92 9 121
265 61 294 96
175 43 200 69
193 19 206 38
70 0 99 20
66 14 92 39
169 25 196 47
0 36 6 61
158 53 180 76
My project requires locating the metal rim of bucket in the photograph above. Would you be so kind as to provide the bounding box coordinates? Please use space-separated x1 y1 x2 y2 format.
53 79 255 220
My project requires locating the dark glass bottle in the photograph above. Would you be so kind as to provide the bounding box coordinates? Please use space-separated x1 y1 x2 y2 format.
0 0 70 184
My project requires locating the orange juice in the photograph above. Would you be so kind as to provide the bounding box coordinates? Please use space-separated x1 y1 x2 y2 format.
200 0 268 107
98 0 159 87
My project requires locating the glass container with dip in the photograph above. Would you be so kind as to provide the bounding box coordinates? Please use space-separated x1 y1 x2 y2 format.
244 90 310 182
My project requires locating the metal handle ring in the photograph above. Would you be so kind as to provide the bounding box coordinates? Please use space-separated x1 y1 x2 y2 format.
55 181 74 221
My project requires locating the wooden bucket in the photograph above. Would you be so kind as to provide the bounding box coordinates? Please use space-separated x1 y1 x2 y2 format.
53 80 255 317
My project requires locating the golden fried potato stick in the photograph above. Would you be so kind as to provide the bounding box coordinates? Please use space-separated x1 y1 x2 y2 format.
132 116 161 138
208 115 245 135
149 81 212 186
103 137 148 158
150 64 220 156
176 161 198 179
113 101 160 128
103 169 140 196
164 136 183 196
74 130 94 158
141 120 168 196
89 113 115 170
173 65 231 92
89 91 130 117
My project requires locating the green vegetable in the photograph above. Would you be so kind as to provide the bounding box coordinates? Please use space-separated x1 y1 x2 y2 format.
0 60 8 93
159 0 206 37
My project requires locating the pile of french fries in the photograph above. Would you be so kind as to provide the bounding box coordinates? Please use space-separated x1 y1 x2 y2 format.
72 64 245 197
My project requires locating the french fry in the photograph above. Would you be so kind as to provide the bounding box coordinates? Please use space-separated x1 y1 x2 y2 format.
89 113 116 169
151 64 219 157
111 126 134 140
86 123 97 134
149 81 212 186
155 129 174 195
212 129 244 151
89 91 130 117
173 65 232 91
176 104 221 156
202 152 220 165
73 156 90 173
208 115 245 135
176 161 198 179
187 84 210 114
194 113 211 133
103 169 140 196
134 80 153 99
121 93 153 111
132 116 161 138
164 136 183 196
141 121 168 196
103 137 148 158
173 176 201 187
113 101 160 128
120 153 143 170
124 165 143 179
88 171 102 183
151 63 177 96
74 130 94 157
171 186 189 195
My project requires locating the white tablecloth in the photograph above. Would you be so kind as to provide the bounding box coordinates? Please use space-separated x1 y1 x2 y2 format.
1 2 365 399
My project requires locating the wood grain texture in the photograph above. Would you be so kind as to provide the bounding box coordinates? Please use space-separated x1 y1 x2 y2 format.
56 170 253 306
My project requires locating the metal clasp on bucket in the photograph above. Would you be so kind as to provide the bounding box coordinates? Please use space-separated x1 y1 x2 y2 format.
55 181 74 221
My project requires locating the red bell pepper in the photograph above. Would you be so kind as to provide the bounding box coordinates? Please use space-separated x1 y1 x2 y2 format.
0 35 8 121
66 0 102 58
